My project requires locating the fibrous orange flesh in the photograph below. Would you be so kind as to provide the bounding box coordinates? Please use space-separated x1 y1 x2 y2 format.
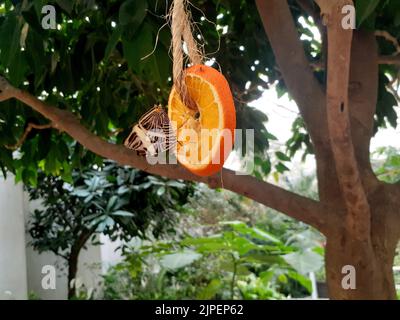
168 65 236 177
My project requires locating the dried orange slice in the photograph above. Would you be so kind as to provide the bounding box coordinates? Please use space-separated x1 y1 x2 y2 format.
168 65 236 177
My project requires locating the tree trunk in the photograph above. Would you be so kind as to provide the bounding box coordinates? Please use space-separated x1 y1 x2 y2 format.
67 249 79 300
67 230 93 299
325 232 397 299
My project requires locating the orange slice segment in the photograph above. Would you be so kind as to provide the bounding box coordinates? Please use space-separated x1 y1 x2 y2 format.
168 65 236 177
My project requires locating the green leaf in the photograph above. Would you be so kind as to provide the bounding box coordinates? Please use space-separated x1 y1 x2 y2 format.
182 236 230 253
254 170 263 180
160 250 202 270
156 186 166 196
117 185 130 195
313 246 325 257
276 151 291 162
56 0 73 14
96 217 115 232
72 188 90 197
275 162 290 173
119 0 148 31
111 210 135 217
0 148 14 172
0 13 20 64
244 252 285 264
220 221 281 244
22 168 38 186
44 148 62 174
197 279 222 299
261 160 271 175
283 250 324 274
356 0 380 27
287 271 312 293
166 180 186 188
122 24 152 73
0 13 28 85
265 131 278 141
106 195 119 212
105 27 122 59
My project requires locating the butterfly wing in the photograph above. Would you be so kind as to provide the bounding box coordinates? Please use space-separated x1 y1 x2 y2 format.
124 105 176 156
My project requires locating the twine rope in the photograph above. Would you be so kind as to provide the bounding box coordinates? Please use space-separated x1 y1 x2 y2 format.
171 0 203 110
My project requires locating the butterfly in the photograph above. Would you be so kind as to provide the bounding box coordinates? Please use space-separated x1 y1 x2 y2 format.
124 105 177 156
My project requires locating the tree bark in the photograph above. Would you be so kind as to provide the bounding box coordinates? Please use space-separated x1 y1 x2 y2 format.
67 230 93 299
67 248 79 300
325 242 395 299
256 0 400 299
325 226 398 299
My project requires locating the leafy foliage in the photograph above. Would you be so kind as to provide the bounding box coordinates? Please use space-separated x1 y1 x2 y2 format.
0 0 275 181
103 220 323 299
102 175 325 300
373 147 400 184
0 0 399 179
27 160 193 290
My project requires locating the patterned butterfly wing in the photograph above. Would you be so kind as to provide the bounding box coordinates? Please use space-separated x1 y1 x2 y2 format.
124 105 176 156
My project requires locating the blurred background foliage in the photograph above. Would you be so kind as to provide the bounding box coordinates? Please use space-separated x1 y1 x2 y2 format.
101 179 325 300
0 0 399 184
27 160 193 297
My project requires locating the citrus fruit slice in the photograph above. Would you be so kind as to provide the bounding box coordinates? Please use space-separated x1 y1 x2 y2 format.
168 65 236 177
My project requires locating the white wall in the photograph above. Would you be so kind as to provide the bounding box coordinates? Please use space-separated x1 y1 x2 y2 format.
0 177 28 300
24 197 121 300
0 176 123 300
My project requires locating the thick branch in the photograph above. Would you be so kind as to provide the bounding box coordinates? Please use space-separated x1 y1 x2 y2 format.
378 55 400 65
0 76 336 232
255 0 344 213
318 0 371 239
255 0 328 147
347 32 379 181
313 55 400 67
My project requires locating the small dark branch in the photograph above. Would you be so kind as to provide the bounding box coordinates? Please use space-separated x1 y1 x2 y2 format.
5 122 53 150
108 128 124 137
0 76 15 102
57 253 69 261
375 30 400 55
387 85 400 103
230 253 237 299
310 60 324 70
68 228 96 299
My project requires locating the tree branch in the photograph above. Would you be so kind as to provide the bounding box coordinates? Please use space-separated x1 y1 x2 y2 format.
375 30 400 55
347 32 379 177
317 0 371 240
255 0 328 148
255 0 344 215
0 76 337 232
312 56 400 67
5 122 53 150
378 55 400 65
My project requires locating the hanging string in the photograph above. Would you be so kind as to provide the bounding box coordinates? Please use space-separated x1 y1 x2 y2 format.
170 0 204 110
